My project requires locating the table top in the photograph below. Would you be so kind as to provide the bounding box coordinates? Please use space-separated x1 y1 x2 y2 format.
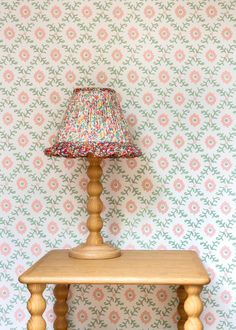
19 249 210 285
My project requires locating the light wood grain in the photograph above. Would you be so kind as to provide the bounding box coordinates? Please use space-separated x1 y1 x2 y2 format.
184 285 203 330
53 284 69 330
177 285 188 330
19 250 210 285
27 284 46 330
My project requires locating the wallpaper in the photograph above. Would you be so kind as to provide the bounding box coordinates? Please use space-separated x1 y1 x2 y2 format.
0 0 236 329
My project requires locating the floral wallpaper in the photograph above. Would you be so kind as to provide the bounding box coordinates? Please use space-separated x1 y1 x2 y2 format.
0 0 236 329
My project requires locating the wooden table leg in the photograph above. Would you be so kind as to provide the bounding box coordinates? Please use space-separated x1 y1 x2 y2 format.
53 284 69 330
177 285 188 329
27 283 46 330
184 285 203 330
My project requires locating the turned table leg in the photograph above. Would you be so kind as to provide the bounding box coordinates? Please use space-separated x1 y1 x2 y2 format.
53 284 69 330
184 285 203 330
177 285 188 330
27 283 46 330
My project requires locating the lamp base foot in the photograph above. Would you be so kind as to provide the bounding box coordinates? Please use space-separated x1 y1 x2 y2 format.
69 243 121 260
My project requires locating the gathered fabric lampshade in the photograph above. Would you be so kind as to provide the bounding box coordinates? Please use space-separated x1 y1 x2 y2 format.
45 87 142 260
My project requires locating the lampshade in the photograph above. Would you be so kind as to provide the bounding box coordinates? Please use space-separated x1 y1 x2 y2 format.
44 87 142 158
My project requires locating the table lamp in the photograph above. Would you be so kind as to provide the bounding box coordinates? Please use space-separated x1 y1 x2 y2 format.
44 87 142 259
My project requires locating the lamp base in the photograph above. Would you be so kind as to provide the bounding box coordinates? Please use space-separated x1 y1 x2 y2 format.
69 243 121 260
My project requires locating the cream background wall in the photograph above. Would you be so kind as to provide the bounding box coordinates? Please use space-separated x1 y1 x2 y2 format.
0 0 236 329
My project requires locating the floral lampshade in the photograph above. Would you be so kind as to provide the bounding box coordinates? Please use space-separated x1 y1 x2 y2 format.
44 87 142 158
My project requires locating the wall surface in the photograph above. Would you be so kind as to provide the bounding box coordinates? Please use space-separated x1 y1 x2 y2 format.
0 0 236 329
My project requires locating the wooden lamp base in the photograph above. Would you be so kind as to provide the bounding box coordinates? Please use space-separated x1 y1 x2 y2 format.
69 156 121 260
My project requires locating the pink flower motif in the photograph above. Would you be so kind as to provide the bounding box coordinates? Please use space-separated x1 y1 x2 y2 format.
1 199 12 213
4 26 15 40
51 6 62 18
159 27 170 40
81 5 92 18
17 177 28 191
144 5 155 19
221 114 233 127
110 179 121 192
126 200 137 213
141 223 153 237
112 6 124 19
175 5 186 18
221 70 232 84
33 157 44 169
18 91 29 104
175 50 185 62
2 156 13 169
142 92 154 105
189 158 201 171
3 112 13 126
156 289 168 302
140 310 152 324
189 113 200 127
31 199 43 213
96 71 108 84
112 49 123 62
220 246 232 260
18 49 30 62
128 27 139 40
221 27 233 40
158 157 169 170
0 242 11 256
159 70 170 83
78 222 87 235
205 135 216 149
205 179 216 192
141 135 153 148
47 221 59 235
205 49 217 62
220 290 232 304
174 93 185 105
93 288 104 301
205 92 216 105
3 70 14 83
221 158 232 171
80 48 92 62
50 91 61 104
18 134 29 147
34 70 45 83
31 243 42 257
15 265 24 276
50 48 61 62
173 179 185 192
206 5 218 18
34 27 46 41
79 177 88 191
189 70 201 83
34 113 45 126
126 159 137 169
142 178 153 192
46 309 54 323
190 27 201 40
157 200 169 214
109 222 120 236
127 114 137 127
204 224 216 237
204 312 216 325
220 201 231 215
63 200 74 213
97 28 108 41
109 310 120 324
0 286 10 300
15 308 26 321
125 288 136 302
20 5 31 18
173 135 185 148
188 201 200 215
77 309 88 324
66 27 77 40
16 221 27 235
127 70 139 83
48 178 59 191
143 50 154 62
173 224 184 237
158 113 169 127
66 70 76 84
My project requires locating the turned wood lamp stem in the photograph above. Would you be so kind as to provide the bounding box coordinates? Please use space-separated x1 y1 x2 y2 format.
69 156 121 259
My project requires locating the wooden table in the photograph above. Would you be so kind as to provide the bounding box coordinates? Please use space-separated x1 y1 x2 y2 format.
19 249 210 330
